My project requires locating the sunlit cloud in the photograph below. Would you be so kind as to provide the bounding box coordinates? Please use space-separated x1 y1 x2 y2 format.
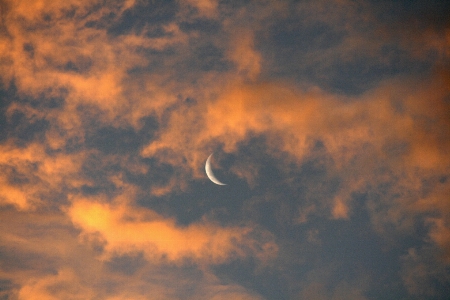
0 141 85 209
0 0 449 298
68 193 277 264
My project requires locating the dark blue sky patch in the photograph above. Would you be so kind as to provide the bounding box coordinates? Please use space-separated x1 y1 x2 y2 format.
106 252 146 276
264 41 434 96
369 0 450 31
133 39 230 83
137 171 253 226
85 126 142 155
22 42 35 59
365 192 435 252
0 279 15 297
61 55 93 74
0 85 16 142
4 164 33 186
79 152 123 197
188 44 231 72
274 211 411 299
316 217 393 275
213 258 289 300
80 184 104 196
127 47 178 76
255 3 441 96
11 86 68 111
6 110 48 145
139 263 204 298
127 157 175 190
268 19 345 52
179 18 221 34
85 11 117 30
108 0 177 36
399 247 450 300
0 245 58 274
138 114 159 140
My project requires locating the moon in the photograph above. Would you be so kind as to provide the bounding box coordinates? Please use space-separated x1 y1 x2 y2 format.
205 154 227 185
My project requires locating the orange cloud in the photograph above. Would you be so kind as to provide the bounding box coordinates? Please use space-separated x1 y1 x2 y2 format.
226 29 262 80
0 0 190 145
17 268 96 300
141 82 330 179
184 0 219 18
68 195 278 264
0 142 85 209
0 205 269 299
142 70 450 262
331 196 349 219
427 218 450 263
0 0 449 297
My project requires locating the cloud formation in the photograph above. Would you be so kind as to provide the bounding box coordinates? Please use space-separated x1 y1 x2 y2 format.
0 0 449 299
68 193 277 264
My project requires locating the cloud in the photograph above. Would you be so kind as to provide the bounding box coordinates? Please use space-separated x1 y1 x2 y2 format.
226 29 262 80
184 0 219 18
143 72 449 184
0 196 274 299
0 141 85 209
296 265 370 300
17 268 97 300
68 192 277 264
141 71 450 294
0 0 449 298
0 0 190 143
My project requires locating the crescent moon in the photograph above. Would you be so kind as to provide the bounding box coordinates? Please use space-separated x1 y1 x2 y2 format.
205 154 227 185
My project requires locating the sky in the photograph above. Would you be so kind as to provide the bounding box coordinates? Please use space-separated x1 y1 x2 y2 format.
0 0 449 299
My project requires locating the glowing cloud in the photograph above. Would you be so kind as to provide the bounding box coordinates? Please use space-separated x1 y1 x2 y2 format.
68 196 278 264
